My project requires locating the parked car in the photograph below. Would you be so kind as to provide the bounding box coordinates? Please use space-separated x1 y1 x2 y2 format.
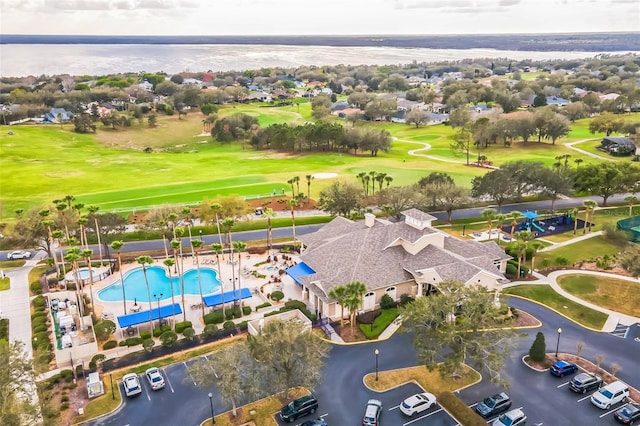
7 250 31 260
362 399 383 425
591 381 629 409
550 360 579 377
145 367 165 390
614 402 640 425
400 392 437 416
300 419 327 426
279 395 319 423
569 372 603 393
122 373 142 397
492 408 527 426
475 392 512 418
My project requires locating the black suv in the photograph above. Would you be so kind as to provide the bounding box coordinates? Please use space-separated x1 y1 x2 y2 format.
279 395 319 423
474 392 512 418
569 372 603 394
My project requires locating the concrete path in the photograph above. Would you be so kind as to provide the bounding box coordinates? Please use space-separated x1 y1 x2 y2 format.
538 230 603 252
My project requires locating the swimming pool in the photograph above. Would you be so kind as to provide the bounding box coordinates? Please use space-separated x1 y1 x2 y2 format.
98 266 221 303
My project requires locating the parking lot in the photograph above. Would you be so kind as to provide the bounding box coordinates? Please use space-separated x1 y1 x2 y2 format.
459 356 633 426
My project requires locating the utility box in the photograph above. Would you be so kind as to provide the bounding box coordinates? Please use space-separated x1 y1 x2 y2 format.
87 372 105 399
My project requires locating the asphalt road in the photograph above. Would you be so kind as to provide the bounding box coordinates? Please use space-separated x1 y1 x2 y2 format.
87 298 640 426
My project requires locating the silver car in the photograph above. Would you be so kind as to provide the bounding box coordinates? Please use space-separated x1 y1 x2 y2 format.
122 373 142 397
7 250 31 260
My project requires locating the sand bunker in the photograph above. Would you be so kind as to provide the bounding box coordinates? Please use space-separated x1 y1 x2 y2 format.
312 172 338 179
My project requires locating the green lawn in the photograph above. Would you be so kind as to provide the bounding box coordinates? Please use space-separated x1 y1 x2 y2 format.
557 274 640 317
504 285 608 330
537 235 626 267
359 308 399 339
2 107 638 221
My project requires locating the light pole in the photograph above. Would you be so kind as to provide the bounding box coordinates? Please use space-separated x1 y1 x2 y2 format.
208 392 215 424
555 327 562 357
374 348 380 381
153 293 163 326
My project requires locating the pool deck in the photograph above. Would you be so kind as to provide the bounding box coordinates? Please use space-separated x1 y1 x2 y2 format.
85 251 304 336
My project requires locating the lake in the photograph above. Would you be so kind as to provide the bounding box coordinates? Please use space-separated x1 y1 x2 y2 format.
0 43 623 77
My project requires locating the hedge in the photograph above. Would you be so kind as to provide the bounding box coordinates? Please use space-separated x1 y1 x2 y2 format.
31 312 47 320
242 306 252 315
103 340 118 350
175 321 192 334
223 320 237 331
140 331 151 340
125 337 143 347
270 290 285 302
30 281 42 294
255 302 272 311
203 324 218 336
204 311 224 324
437 391 487 426
32 295 46 309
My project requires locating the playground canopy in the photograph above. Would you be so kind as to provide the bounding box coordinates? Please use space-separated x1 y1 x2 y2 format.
285 262 316 286
203 287 252 307
522 211 540 220
117 303 183 328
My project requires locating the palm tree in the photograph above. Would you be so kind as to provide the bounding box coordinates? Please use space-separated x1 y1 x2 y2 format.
191 239 205 317
508 210 522 238
375 172 387 192
513 231 534 278
328 285 348 328
82 249 95 318
363 175 371 197
264 208 275 255
111 241 127 315
583 200 598 234
574 158 583 169
494 213 507 246
55 201 71 242
167 213 179 239
356 172 367 196
158 219 169 258
305 174 314 199
53 229 67 276
625 195 638 217
529 240 545 273
211 243 225 318
181 208 194 241
384 175 393 189
163 258 177 326
77 215 89 249
65 247 84 319
368 171 377 196
233 241 247 314
170 238 187 322
222 217 235 262
87 205 103 263
481 208 497 241
136 255 155 335
287 178 296 198
210 203 225 260
293 175 301 198
571 208 579 235
288 199 298 245
344 281 367 333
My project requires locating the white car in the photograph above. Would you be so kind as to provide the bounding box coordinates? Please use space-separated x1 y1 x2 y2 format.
145 367 165 390
122 373 142 397
7 250 31 260
400 392 437 416
590 380 629 409
492 408 527 426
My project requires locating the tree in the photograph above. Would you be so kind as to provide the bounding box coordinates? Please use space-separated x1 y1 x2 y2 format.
507 211 522 238
482 208 497 241
529 332 546 362
405 109 430 128
448 107 471 129
451 122 473 165
0 340 40 425
328 285 348 328
136 255 155 335
82 248 96 318
589 112 624 136
375 186 421 220
187 343 263 418
514 230 534 278
73 113 96 133
233 240 247 307
625 195 638 217
573 163 630 207
540 168 574 213
247 319 330 398
471 169 517 212
94 320 116 341
545 113 571 145
311 94 332 120
190 239 205 317
317 181 363 217
288 199 298 245
110 241 127 314
437 184 470 223
344 281 367 333
364 98 396 121
305 174 314 199
619 245 640 278
171 237 187 321
400 280 519 386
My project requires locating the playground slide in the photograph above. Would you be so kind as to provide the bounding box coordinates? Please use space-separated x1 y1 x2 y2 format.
531 222 545 233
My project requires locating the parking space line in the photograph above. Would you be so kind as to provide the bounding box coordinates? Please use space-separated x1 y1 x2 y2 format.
139 374 151 401
599 406 619 418
577 395 591 402
402 407 443 426
388 404 400 411
556 381 570 388
162 367 175 393
319 413 328 418
182 361 198 386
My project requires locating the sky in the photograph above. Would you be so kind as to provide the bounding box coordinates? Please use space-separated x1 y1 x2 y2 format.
0 0 638 36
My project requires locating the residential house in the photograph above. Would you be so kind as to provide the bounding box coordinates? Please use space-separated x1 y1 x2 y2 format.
330 100 350 112
288 209 511 320
546 96 570 107
43 108 74 123
407 75 427 86
600 136 636 156
138 80 154 91
248 91 272 102
183 78 203 87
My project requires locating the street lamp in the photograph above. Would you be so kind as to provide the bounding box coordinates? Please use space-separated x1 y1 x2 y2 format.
208 392 215 424
555 327 562 357
374 349 380 381
153 293 163 325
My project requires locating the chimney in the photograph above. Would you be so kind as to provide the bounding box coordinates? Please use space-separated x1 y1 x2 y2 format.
364 213 375 228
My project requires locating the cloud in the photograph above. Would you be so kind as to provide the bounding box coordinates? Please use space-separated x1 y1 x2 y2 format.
394 0 522 12
0 0 198 11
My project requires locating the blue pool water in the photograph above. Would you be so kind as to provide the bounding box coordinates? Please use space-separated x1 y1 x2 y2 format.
98 266 221 303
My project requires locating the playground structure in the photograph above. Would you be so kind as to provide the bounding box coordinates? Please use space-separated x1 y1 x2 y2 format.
515 211 577 236
617 215 640 242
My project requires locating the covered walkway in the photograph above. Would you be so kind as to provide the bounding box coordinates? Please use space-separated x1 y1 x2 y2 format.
285 262 315 286
203 288 252 307
117 303 183 328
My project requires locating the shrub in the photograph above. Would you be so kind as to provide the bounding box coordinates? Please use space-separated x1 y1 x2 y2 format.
438 391 487 426
529 331 546 362
161 324 171 332
33 325 48 334
142 338 155 352
118 341 127 347
31 311 47 321
242 306 251 315
32 295 46 309
30 281 42 294
153 328 164 338
175 321 192 334
506 263 518 277
125 337 142 347
255 302 272 311
61 395 69 403
223 320 237 331
203 324 218 336
554 256 570 266
182 327 196 340
399 294 414 306
140 331 151 340
271 290 285 302
160 330 178 347
31 317 47 328
225 310 235 321
33 332 49 345
89 354 107 369
204 311 224 324
102 340 117 350
94 320 116 341
380 294 395 309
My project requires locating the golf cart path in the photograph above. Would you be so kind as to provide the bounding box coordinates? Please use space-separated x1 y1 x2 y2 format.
564 138 616 161
394 138 466 164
